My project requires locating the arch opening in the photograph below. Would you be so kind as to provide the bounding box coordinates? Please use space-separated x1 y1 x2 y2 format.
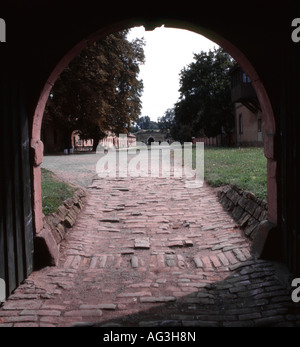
31 19 277 267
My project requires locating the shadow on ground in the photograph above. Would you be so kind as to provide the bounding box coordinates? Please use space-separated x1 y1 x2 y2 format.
75 259 300 328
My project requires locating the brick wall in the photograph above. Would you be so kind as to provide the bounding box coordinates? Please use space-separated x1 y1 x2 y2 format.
34 188 87 269
217 184 268 240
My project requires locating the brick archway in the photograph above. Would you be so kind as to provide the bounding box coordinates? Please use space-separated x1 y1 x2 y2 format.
147 137 155 145
31 20 277 260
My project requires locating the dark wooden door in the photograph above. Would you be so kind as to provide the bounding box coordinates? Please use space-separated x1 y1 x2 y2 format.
0 67 34 300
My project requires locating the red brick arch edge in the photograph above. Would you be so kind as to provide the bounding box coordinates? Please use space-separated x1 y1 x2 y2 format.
31 20 277 238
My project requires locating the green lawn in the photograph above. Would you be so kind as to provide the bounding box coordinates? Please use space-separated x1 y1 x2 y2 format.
41 168 76 215
201 146 267 200
187 146 267 200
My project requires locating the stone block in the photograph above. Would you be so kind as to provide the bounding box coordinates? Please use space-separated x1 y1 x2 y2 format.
57 205 68 219
74 200 83 209
238 212 251 228
67 208 77 220
134 238 150 249
72 205 81 214
222 185 231 194
50 228 62 245
64 214 75 228
231 184 243 194
140 296 175 303
226 188 241 205
232 205 244 220
217 190 224 199
64 198 74 209
131 256 139 268
238 196 248 209
56 223 66 239
167 240 183 248
250 220 276 259
224 199 235 211
184 239 193 247
99 218 120 223
34 228 59 268
253 206 263 220
231 191 241 205
244 224 258 238
259 210 268 222
243 191 256 201
30 139 44 167
225 188 235 199
245 200 258 215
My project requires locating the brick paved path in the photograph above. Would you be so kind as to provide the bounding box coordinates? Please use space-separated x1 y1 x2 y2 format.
1 153 300 327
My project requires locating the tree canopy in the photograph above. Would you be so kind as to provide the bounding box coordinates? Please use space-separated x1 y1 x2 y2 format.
135 115 159 130
172 47 235 141
157 108 175 132
44 30 145 150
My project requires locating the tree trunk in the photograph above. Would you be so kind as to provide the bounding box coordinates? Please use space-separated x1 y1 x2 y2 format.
92 134 100 152
63 129 72 153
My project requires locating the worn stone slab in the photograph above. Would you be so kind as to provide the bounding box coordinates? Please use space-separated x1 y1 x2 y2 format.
184 240 194 247
193 257 203 268
98 228 120 233
134 238 150 249
79 304 116 310
112 187 130 191
167 240 184 248
99 218 120 223
131 212 142 216
140 296 176 303
117 291 152 298
64 309 103 317
131 256 139 268
120 249 135 255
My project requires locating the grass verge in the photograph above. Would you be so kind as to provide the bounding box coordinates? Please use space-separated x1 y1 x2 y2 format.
201 146 267 200
187 145 267 200
41 168 77 215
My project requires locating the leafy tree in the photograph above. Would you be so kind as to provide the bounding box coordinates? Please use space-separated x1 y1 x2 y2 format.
173 47 235 141
137 116 151 129
148 121 159 130
137 115 159 130
157 108 175 132
44 30 145 150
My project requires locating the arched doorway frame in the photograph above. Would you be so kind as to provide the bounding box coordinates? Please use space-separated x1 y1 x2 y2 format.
147 137 155 145
31 19 277 240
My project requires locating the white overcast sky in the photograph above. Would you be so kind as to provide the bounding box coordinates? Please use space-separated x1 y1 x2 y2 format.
127 26 218 122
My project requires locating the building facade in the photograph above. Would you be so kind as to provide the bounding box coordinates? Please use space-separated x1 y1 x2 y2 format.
235 102 264 146
231 65 265 146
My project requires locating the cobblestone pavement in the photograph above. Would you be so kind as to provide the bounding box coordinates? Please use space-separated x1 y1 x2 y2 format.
1 153 300 327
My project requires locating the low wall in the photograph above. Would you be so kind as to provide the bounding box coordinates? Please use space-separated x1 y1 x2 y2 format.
34 188 87 268
43 188 87 244
217 184 268 240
